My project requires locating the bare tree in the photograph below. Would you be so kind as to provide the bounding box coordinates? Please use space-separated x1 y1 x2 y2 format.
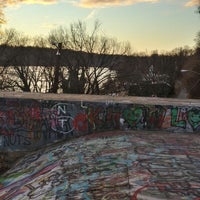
0 29 52 92
48 20 131 94
0 29 27 91
0 28 30 46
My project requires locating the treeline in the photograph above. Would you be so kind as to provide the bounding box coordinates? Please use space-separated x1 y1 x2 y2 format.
0 21 199 98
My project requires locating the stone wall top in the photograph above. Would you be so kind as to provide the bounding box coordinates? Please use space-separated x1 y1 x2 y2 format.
0 91 199 107
0 91 199 152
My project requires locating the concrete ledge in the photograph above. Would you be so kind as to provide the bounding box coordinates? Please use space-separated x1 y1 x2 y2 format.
0 91 200 106
0 92 199 154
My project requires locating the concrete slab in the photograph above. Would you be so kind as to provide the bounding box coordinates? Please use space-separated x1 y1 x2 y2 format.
0 130 200 199
0 91 200 106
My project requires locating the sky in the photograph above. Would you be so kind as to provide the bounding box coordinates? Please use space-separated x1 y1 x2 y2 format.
1 0 200 53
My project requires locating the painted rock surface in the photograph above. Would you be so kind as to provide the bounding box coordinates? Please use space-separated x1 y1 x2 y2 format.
0 131 200 200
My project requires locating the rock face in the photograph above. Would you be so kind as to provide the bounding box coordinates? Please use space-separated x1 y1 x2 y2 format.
0 92 199 176
0 131 200 199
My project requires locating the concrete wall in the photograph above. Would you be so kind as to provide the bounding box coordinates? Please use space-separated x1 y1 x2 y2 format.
0 92 200 151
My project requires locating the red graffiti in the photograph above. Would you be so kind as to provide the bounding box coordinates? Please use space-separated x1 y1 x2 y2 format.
73 113 88 132
73 106 121 132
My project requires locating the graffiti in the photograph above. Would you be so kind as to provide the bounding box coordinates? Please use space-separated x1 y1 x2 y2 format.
0 97 199 151
147 105 166 129
1 131 200 199
73 113 88 132
73 104 121 133
3 134 31 147
0 99 41 136
0 136 3 147
122 106 200 131
123 107 145 129
187 109 200 131
171 107 187 129
51 103 74 134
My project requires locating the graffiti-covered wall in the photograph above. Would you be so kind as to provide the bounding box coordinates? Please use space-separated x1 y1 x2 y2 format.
0 95 199 151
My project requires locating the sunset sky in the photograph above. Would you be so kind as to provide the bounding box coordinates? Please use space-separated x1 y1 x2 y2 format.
1 0 200 53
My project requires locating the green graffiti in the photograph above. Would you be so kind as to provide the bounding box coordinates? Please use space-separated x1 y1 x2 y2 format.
187 109 200 130
123 107 144 128
171 107 186 128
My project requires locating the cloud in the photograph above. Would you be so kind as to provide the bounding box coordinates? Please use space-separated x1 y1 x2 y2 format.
73 0 159 8
0 10 6 24
185 0 200 7
85 9 97 20
0 0 59 24
1 0 57 8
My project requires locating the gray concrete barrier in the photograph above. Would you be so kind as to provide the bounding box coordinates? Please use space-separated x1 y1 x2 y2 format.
0 92 200 152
